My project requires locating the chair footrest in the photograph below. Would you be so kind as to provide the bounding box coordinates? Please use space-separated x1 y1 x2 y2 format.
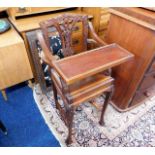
67 74 114 106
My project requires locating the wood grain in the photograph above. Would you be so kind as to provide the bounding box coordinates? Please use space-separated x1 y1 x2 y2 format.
106 8 155 110
0 22 33 89
53 44 134 84
7 7 69 20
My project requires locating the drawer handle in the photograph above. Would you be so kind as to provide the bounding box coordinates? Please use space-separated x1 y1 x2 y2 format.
17 7 27 13
72 39 79 45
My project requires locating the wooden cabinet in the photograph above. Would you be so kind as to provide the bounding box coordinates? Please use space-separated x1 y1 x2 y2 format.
7 7 69 20
98 8 110 39
9 8 93 82
105 8 155 111
82 7 110 39
0 20 33 93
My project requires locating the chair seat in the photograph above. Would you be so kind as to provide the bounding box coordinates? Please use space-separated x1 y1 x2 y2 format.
52 70 114 106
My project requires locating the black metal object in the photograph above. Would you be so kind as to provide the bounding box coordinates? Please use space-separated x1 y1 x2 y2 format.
0 120 7 135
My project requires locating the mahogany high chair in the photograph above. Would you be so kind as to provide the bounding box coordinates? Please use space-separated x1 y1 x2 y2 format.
37 14 114 144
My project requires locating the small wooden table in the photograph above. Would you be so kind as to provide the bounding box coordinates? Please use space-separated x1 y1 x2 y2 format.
52 43 134 85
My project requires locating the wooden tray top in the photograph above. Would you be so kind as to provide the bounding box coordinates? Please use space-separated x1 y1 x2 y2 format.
53 43 134 84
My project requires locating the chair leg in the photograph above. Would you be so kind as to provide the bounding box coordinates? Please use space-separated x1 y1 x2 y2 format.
66 106 74 145
0 120 7 135
1 90 7 101
99 90 113 126
52 83 59 109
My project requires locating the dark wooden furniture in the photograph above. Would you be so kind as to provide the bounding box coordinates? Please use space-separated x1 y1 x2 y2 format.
9 7 93 83
26 13 93 92
52 44 133 85
37 14 134 144
0 120 7 135
82 7 110 39
105 8 155 111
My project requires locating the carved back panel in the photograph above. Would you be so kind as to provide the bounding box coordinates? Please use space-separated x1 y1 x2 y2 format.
39 14 89 57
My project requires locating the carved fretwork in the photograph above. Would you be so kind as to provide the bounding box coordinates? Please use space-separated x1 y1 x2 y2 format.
40 14 88 57
36 14 112 145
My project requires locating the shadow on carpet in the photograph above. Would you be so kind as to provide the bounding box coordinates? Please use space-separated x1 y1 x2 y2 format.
0 83 60 147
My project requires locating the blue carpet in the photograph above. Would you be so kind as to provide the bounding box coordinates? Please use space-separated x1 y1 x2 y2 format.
0 83 60 147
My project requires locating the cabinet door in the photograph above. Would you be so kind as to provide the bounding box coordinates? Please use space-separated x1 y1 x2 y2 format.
0 30 33 89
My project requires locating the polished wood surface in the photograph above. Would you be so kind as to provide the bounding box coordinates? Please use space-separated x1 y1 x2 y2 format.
111 7 155 26
34 13 106 92
109 8 155 31
7 7 68 20
0 21 33 90
9 10 93 33
53 44 134 84
106 8 155 110
37 14 117 144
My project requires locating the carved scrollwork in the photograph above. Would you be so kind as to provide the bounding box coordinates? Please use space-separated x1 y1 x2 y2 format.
39 14 88 57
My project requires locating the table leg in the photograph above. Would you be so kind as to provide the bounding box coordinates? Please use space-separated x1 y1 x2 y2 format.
66 106 74 145
1 90 7 101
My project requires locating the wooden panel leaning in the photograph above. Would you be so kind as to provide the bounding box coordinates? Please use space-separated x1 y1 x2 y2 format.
37 14 134 145
105 8 155 110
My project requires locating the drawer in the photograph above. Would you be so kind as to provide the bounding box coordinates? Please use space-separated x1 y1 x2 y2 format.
9 7 67 18
13 7 31 16
139 73 155 91
71 23 84 53
71 37 83 53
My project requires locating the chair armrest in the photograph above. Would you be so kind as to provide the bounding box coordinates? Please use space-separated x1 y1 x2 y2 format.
88 22 108 46
37 30 56 67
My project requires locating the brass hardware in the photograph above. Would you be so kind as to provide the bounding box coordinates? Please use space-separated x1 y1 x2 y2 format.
17 7 27 13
